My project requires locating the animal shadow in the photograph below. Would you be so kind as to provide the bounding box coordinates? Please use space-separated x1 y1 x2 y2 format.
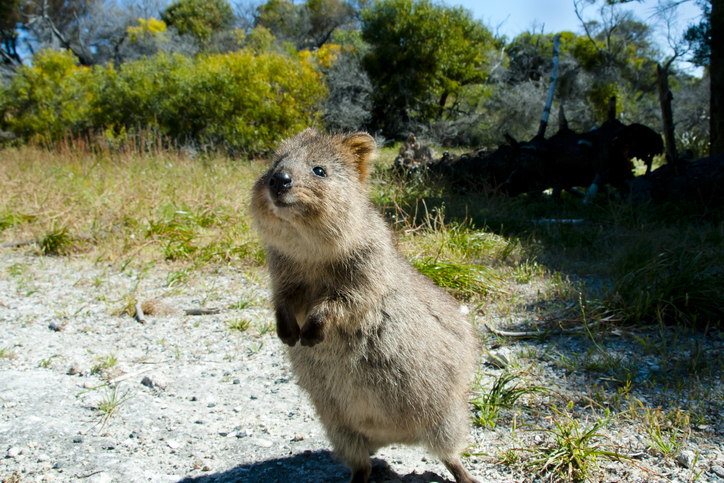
177 450 455 483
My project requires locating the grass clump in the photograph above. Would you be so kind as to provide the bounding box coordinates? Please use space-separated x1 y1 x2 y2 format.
227 318 252 332
91 353 118 379
0 345 16 359
471 370 545 428
0 213 33 232
639 405 690 458
94 384 132 431
412 257 504 298
40 228 74 255
606 249 724 329
525 403 625 482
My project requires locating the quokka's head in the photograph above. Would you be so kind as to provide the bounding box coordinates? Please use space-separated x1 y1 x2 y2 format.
250 129 377 254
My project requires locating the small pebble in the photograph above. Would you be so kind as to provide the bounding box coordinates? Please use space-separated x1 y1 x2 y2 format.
53 462 63 469
7 447 20 458
485 347 513 367
207 402 217 408
195 420 207 425
167 440 180 449
72 436 83 444
67 365 81 376
250 395 258 400
37 454 50 462
141 375 166 390
233 379 240 385
676 450 696 469
48 321 63 332
251 438 273 448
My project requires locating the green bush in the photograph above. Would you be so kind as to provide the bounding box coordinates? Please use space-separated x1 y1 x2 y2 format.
161 0 234 44
0 50 102 143
0 48 327 154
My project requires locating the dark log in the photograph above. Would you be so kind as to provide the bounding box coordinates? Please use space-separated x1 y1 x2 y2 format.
558 105 568 131
427 119 663 198
629 153 724 204
504 133 519 148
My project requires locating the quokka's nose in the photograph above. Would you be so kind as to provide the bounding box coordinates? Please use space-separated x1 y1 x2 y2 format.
269 172 293 197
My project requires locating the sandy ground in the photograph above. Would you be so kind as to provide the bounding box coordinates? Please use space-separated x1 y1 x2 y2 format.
1 252 723 483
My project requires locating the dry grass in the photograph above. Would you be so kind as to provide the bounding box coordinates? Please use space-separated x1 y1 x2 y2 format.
0 143 266 267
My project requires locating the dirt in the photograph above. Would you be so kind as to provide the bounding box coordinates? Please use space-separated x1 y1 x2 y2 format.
1 252 723 483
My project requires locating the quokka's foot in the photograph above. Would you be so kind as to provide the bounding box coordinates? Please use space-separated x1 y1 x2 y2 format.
276 306 300 346
442 457 480 483
349 466 371 483
300 313 325 346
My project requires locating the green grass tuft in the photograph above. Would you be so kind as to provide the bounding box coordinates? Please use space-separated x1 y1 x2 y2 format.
412 257 504 298
607 249 724 329
471 370 546 428
526 403 626 482
40 228 74 255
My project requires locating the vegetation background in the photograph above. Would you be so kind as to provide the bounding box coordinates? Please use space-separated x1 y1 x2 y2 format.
1 0 723 481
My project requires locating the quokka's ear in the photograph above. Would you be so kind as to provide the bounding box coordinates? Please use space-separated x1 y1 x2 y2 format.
342 132 377 183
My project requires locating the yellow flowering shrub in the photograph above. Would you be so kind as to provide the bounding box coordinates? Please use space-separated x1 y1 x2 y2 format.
0 47 327 154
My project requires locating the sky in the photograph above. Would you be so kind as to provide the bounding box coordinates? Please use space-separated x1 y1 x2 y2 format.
452 0 705 73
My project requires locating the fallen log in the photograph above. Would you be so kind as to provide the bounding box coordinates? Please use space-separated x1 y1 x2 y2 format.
629 152 724 205
428 119 664 198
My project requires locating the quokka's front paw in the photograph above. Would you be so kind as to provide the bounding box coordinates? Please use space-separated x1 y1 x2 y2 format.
276 306 300 347
300 313 325 347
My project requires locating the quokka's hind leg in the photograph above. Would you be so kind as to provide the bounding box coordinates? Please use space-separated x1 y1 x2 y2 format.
325 424 372 483
426 405 480 483
441 457 480 483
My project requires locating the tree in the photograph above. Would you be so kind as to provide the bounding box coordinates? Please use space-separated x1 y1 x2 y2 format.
573 0 660 122
684 0 711 67
15 0 169 67
1 0 22 68
710 0 723 154
321 30 373 132
161 0 234 45
253 0 356 50
360 0 496 137
656 0 721 155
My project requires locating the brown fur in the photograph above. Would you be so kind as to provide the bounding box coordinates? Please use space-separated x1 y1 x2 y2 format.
250 128 480 483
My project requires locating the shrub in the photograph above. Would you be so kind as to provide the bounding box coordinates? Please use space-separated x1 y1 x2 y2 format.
0 50 102 143
161 0 234 44
0 48 327 154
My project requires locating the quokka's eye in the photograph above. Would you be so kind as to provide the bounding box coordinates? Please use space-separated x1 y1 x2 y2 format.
312 166 327 178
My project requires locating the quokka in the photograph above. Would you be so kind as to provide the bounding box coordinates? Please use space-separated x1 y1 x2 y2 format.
250 129 480 483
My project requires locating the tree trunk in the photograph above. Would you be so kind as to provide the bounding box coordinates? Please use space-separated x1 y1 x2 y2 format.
437 91 449 121
657 63 678 164
711 0 724 155
607 96 616 122
536 34 561 140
